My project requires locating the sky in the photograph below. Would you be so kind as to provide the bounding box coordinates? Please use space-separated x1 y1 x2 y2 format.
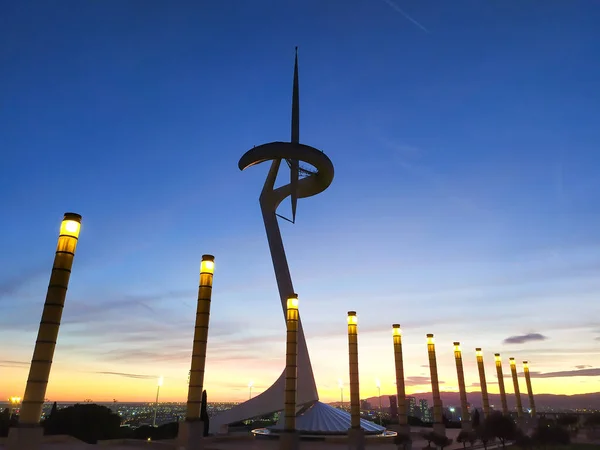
1 0 600 404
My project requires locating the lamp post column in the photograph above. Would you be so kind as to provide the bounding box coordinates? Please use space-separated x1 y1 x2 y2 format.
280 294 299 450
347 311 365 450
509 358 523 418
494 354 509 415
180 254 215 450
427 334 445 436
8 213 82 450
523 361 536 417
392 324 408 434
453 343 471 431
475 348 490 418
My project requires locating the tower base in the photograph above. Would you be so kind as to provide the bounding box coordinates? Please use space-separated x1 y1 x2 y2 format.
347 427 365 450
177 419 204 450
6 425 44 450
279 430 300 450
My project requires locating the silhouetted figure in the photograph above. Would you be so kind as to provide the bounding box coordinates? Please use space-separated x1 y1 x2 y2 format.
200 390 209 436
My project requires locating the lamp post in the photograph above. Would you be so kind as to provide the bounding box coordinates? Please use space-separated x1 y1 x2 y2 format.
281 293 299 450
392 324 408 433
180 254 215 450
347 311 364 450
153 376 163 427
338 379 344 408
9 397 21 416
494 354 509 415
453 342 471 431
523 361 536 417
8 213 82 450
427 334 445 436
475 348 490 418
509 358 523 418
248 381 253 400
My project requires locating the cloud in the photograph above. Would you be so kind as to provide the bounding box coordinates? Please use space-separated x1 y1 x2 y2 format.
405 376 445 386
470 381 498 387
503 333 548 344
0 360 29 368
531 368 600 378
0 267 47 301
95 371 157 380
575 365 592 369
379 0 430 33
595 337 600 342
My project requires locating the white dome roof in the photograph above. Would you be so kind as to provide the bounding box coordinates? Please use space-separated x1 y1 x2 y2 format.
271 401 386 435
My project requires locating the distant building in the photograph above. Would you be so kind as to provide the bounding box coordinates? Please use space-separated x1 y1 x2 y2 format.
389 395 398 419
407 397 418 418
419 399 432 422
360 399 372 411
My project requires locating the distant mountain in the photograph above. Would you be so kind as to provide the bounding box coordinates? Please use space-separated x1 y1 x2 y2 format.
361 391 600 410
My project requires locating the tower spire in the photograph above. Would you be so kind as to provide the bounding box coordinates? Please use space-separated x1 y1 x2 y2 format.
290 47 300 222
291 46 299 144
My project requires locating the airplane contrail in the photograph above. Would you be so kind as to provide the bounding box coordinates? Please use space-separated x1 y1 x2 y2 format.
380 0 430 33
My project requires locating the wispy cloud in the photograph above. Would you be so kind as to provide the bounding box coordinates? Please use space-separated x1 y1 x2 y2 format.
503 333 548 345
575 365 592 369
95 371 156 380
0 359 29 368
379 0 429 33
506 368 600 379
405 376 445 386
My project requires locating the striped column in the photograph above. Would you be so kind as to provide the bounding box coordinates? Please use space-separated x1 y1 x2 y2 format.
20 213 82 425
427 334 445 435
494 354 509 415
186 255 215 420
523 361 536 417
392 324 407 429
509 358 523 417
284 294 299 431
347 312 361 429
453 342 471 430
475 348 490 417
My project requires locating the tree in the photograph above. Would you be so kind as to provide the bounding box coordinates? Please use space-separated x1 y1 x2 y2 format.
557 414 578 430
394 432 411 450
514 430 533 449
457 430 470 448
200 390 209 437
533 422 571 448
472 409 481 429
420 431 437 447
41 403 121 444
585 413 600 430
482 412 516 449
432 434 453 450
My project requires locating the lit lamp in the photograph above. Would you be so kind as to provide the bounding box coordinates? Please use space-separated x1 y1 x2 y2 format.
9 213 82 450
523 361 536 417
494 354 509 414
9 397 21 416
338 379 344 408
392 324 408 432
375 379 382 426
453 342 471 431
153 376 163 427
509 358 523 417
347 311 365 450
427 334 445 436
181 254 215 449
248 380 254 400
283 293 299 444
475 348 490 417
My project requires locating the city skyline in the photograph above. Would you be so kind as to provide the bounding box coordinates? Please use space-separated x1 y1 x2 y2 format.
2 1 600 404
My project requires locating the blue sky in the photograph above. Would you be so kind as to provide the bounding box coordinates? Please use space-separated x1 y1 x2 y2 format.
1 0 599 402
